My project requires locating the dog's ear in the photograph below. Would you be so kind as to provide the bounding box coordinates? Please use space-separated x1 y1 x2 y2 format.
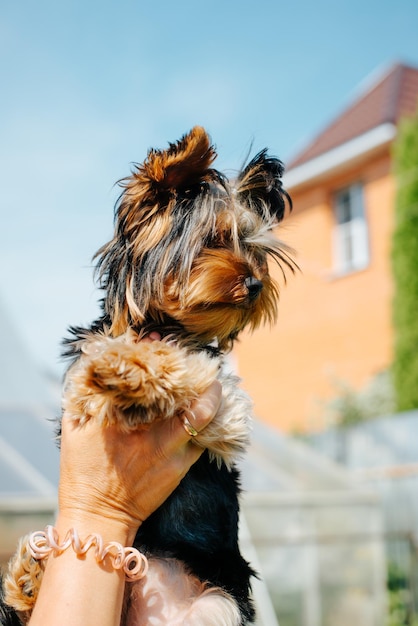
235 149 292 222
120 126 219 212
93 128 221 335
144 126 217 191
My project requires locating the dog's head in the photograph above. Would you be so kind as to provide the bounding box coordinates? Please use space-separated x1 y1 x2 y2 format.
95 126 294 350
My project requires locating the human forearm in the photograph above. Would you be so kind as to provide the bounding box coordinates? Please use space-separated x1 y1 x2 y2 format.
10 380 222 625
28 514 134 626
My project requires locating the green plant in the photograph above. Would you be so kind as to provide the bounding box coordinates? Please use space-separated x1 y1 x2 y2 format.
324 371 395 428
387 562 418 626
392 110 418 412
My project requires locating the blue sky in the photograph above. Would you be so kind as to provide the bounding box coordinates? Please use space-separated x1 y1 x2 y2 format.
1 0 418 375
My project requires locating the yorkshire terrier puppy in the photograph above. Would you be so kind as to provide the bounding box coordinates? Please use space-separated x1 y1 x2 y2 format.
2 127 293 625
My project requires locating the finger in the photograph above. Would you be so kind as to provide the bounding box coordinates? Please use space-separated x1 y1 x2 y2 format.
182 437 207 467
190 379 222 430
176 379 222 442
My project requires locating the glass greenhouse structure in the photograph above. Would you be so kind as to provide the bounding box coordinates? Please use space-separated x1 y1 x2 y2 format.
240 421 386 626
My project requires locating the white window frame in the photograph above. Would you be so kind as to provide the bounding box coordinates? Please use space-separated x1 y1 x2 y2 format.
333 183 369 274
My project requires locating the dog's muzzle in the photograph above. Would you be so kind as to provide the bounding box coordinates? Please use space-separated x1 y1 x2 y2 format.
244 276 263 301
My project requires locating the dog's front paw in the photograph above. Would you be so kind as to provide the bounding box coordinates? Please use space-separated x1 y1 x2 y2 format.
63 332 219 429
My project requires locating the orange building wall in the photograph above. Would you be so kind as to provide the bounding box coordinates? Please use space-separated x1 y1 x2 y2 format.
234 151 395 433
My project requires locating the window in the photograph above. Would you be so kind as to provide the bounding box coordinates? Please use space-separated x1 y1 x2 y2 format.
333 183 369 274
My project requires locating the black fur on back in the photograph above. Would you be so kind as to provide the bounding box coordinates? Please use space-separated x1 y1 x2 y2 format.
134 451 256 623
0 576 21 626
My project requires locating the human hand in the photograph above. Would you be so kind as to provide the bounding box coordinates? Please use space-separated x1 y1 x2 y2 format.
57 374 222 543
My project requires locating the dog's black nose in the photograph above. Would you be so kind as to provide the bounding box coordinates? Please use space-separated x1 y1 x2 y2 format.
245 276 263 301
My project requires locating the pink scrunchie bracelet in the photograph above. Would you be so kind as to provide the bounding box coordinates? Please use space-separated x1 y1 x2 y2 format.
29 526 148 582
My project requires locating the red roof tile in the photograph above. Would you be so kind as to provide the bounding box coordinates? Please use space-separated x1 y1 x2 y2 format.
287 63 418 169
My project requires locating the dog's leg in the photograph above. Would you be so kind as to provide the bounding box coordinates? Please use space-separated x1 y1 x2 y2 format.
63 333 219 430
2 534 45 621
64 333 252 467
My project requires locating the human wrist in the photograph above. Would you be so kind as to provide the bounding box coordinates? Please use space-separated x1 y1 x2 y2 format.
55 509 140 547
29 525 148 583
